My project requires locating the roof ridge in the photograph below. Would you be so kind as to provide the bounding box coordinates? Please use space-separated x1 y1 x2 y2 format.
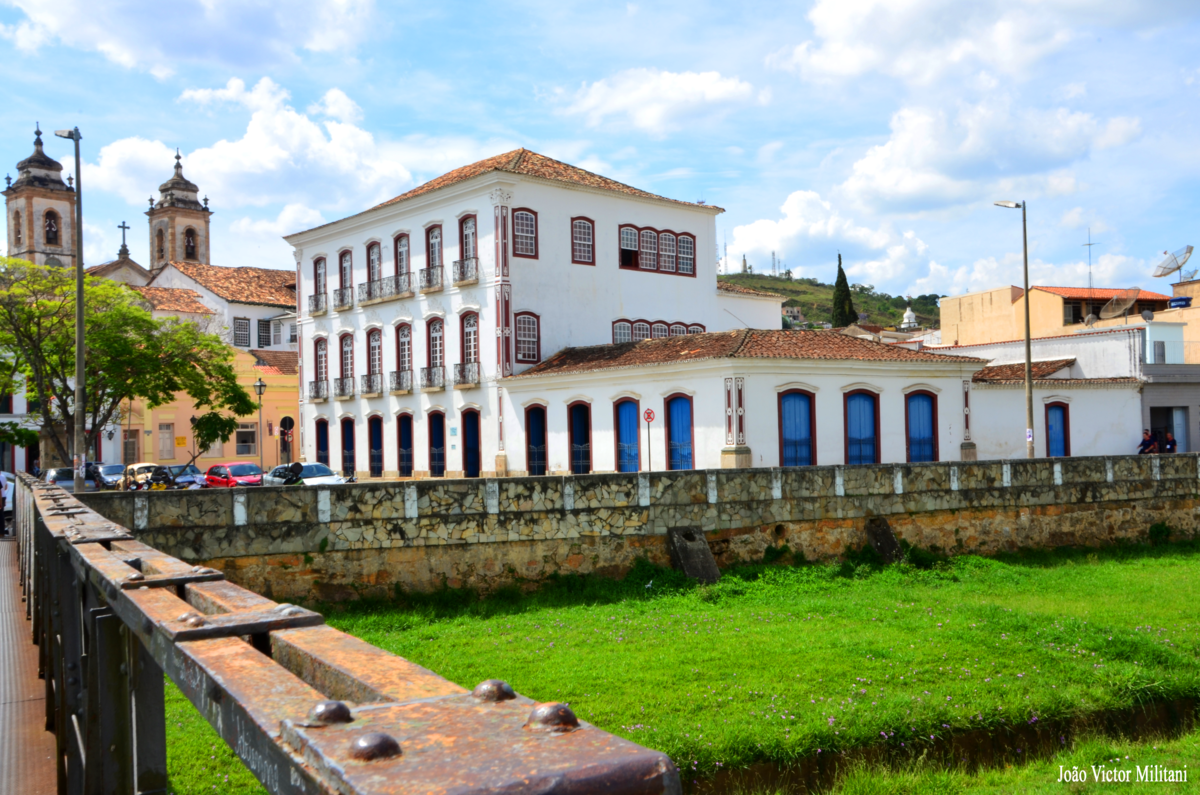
728 328 755 357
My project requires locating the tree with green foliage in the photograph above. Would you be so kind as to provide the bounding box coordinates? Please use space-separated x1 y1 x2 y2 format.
831 254 857 327
0 257 256 466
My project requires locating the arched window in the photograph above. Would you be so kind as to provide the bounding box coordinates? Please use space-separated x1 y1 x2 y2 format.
658 232 676 272
462 409 481 478
394 235 409 275
460 216 477 260
614 399 640 472
462 312 479 363
184 228 197 260
651 323 668 339
905 391 938 463
314 257 326 294
844 390 880 465
666 394 693 470
513 209 537 257
397 413 414 477
525 405 547 476
779 390 815 467
314 338 328 382
1046 402 1070 457
12 211 21 245
340 334 354 379
396 324 411 371
367 242 381 282
687 324 704 335
572 217 594 264
515 312 540 363
678 235 696 275
632 322 651 341
428 319 444 369
669 324 687 337
340 418 355 477
427 226 442 269
44 211 59 246
155 228 165 261
613 321 632 344
639 229 657 270
367 329 382 375
368 416 384 477
428 411 446 477
315 419 329 465
619 226 639 268
339 250 353 289
569 402 592 474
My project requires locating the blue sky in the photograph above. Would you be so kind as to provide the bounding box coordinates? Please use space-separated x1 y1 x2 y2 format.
2 0 1199 299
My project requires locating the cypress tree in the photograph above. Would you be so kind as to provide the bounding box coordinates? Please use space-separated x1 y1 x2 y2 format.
831 254 857 327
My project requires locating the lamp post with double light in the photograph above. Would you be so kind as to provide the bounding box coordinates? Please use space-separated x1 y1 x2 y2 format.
994 200 1035 459
54 127 86 489
253 378 267 473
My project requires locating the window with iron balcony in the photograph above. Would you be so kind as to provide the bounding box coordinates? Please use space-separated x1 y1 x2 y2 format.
455 313 480 386
361 329 382 395
421 319 445 389
310 257 328 315
391 324 412 394
453 216 479 285
421 227 444 292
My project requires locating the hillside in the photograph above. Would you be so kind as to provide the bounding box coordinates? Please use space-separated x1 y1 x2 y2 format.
718 273 940 328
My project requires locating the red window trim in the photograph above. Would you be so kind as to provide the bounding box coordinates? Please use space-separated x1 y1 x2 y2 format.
426 318 444 369
1045 401 1071 457
393 234 409 275
460 311 479 363
314 417 329 462
366 328 382 375
514 311 541 363
314 337 328 378
616 225 697 278
524 404 547 475
427 410 445 477
612 398 641 472
426 225 443 269
904 390 940 463
663 393 696 471
570 216 595 265
313 256 327 295
337 248 352 289
567 400 593 474
777 389 818 467
338 333 354 379
458 215 477 259
843 389 882 465
395 323 411 370
612 318 705 343
512 208 538 259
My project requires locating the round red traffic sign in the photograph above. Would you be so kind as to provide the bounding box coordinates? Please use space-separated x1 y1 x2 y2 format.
643 408 655 423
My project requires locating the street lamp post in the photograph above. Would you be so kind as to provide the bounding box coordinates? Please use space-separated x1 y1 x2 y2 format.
994 200 1035 459
55 127 85 489
253 378 267 473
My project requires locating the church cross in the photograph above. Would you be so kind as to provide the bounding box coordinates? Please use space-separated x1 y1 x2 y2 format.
118 221 130 246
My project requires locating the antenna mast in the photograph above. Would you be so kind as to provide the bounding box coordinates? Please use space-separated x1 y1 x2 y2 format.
1083 227 1099 316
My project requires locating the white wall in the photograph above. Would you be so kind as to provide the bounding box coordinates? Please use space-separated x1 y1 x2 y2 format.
150 267 294 350
932 327 1144 378
969 385 1144 459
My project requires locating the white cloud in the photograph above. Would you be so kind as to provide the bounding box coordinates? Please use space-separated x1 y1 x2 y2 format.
230 204 327 239
912 251 1143 298
307 88 364 124
1060 207 1109 234
0 0 373 75
562 69 762 137
1060 82 1087 100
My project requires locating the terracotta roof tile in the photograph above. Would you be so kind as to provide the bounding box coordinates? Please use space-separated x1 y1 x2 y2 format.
974 377 1140 386
972 359 1075 382
1033 286 1171 302
128 286 213 315
163 262 296 308
511 329 985 379
249 349 298 375
716 281 785 299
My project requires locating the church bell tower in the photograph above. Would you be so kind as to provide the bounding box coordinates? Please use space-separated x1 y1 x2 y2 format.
3 125 77 267
146 150 212 272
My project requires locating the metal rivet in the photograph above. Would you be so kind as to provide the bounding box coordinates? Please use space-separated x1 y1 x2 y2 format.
274 603 295 612
308 701 353 724
348 732 401 761
524 702 580 733
185 615 206 628
125 572 144 581
191 566 203 573
472 679 516 702
281 607 304 617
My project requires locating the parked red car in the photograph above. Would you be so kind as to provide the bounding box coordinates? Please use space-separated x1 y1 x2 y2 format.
204 462 264 487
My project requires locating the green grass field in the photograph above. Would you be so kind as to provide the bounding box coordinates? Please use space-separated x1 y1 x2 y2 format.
163 541 1200 793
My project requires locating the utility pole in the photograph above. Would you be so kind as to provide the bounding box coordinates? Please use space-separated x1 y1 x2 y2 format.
55 127 85 490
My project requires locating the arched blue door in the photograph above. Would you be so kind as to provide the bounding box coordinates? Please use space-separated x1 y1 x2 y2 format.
428 413 445 477
340 418 355 477
398 415 413 477
846 392 877 465
368 416 383 477
315 420 329 466
462 410 481 478
569 404 591 474
526 406 547 476
615 400 639 472
780 392 813 466
1047 404 1068 457
667 396 693 470
906 393 936 462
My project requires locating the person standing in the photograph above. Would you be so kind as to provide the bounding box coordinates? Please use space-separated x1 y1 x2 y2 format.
1137 430 1158 455
1164 431 1178 454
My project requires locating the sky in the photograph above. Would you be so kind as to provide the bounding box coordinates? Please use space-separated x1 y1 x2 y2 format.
2 0 1199 300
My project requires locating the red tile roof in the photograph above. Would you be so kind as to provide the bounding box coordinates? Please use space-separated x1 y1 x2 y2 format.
512 329 985 379
128 286 213 315
88 257 150 281
972 359 1074 382
716 281 785 299
249 349 298 375
1033 286 1171 302
162 262 296 308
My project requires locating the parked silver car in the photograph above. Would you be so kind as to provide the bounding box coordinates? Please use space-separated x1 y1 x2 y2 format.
43 467 98 493
262 462 346 487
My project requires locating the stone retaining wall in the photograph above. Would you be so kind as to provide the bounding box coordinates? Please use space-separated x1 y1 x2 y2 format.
78 454 1200 601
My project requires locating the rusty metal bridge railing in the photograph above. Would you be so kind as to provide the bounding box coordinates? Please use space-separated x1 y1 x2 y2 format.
15 473 679 794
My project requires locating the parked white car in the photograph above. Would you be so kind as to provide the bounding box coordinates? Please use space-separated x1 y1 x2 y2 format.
2 471 12 514
262 462 346 487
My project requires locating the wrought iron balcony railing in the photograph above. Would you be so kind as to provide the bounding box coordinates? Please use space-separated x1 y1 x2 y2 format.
357 274 410 303
389 369 412 394
453 361 480 387
308 380 329 401
332 287 353 311
308 293 328 315
360 373 382 395
333 376 355 398
452 257 479 285
419 266 443 292
420 366 445 390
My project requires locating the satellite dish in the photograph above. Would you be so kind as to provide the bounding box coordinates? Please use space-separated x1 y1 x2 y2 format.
1152 245 1194 279
1083 314 1098 327
1184 269 1199 282
1141 309 1155 323
1099 287 1140 319
857 312 869 323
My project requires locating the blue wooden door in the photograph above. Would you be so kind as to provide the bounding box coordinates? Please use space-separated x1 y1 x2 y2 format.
667 397 693 470
315 420 329 465
569 404 591 474
526 407 546 476
340 418 355 476
906 394 935 462
780 392 812 466
1047 405 1067 457
368 417 383 477
462 411 481 478
428 413 445 477
398 415 413 477
616 401 639 472
846 393 877 465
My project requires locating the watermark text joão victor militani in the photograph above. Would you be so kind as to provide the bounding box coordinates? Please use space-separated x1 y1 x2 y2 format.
1059 764 1187 784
